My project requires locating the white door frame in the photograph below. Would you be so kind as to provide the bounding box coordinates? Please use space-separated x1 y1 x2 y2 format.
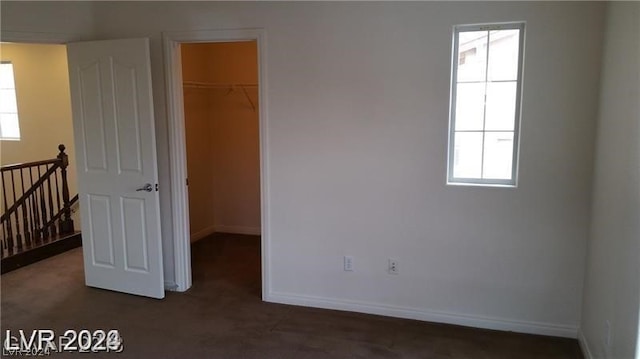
163 29 270 297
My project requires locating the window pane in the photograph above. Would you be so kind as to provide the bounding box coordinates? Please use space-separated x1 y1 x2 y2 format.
453 132 483 178
0 63 15 89
0 89 18 113
0 113 21 139
485 82 517 131
457 31 487 82
482 132 514 179
455 83 485 131
488 29 520 81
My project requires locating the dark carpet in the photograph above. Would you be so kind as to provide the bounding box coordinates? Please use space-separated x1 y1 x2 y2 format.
1 233 583 358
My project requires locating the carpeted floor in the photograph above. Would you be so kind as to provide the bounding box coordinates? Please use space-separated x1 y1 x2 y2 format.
1 233 583 358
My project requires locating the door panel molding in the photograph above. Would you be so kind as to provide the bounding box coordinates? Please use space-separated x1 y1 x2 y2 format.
113 61 144 174
121 196 149 273
68 38 164 299
87 194 115 268
77 61 108 172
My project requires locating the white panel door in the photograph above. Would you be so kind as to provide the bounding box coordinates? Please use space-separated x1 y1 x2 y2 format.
67 38 164 299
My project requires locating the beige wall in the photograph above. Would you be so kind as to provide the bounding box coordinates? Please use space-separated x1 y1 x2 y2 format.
182 42 260 240
0 43 78 208
183 85 215 239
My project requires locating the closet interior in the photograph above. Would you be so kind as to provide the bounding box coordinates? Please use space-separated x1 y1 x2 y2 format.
181 41 261 242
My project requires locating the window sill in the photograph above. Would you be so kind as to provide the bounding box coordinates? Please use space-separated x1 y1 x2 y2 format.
446 181 517 189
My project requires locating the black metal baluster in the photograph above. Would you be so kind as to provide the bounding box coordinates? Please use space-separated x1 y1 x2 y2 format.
3 172 13 251
14 212 20 252
53 169 62 233
1 206 6 253
28 167 40 242
23 191 31 248
1 188 5 255
19 169 31 246
10 169 22 251
46 167 56 237
1 171 8 251
24 181 33 246
37 165 48 240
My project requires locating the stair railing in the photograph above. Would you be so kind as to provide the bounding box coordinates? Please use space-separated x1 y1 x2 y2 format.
1 144 76 257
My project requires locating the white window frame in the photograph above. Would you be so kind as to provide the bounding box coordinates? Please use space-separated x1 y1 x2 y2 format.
447 22 525 187
0 61 21 141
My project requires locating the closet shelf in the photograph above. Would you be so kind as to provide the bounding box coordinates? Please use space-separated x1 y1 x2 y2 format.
183 81 258 112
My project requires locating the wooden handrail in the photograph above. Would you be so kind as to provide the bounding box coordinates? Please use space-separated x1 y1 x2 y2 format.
1 159 60 172
1 145 75 255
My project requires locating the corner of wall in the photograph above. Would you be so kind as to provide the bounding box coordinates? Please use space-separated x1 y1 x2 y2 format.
578 2 640 359
578 329 595 359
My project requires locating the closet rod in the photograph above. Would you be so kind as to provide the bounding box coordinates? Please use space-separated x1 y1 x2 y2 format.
182 81 257 112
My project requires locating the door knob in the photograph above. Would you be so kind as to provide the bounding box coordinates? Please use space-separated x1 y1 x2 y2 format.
136 183 153 192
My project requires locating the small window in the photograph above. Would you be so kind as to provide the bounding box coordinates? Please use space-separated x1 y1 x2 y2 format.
447 23 525 186
0 61 21 141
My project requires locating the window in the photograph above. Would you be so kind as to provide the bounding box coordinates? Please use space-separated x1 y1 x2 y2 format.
447 23 525 186
0 61 21 141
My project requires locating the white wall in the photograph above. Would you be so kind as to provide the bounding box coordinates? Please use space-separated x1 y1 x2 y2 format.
580 3 640 358
2 1 606 337
90 1 604 337
0 1 95 42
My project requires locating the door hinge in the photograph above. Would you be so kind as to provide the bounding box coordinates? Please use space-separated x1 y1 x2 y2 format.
186 178 189 186
155 183 159 192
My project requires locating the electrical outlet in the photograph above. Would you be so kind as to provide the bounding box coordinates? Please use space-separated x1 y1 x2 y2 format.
388 258 399 274
344 256 354 271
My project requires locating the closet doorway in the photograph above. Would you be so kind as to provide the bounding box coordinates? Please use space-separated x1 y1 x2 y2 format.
180 41 262 294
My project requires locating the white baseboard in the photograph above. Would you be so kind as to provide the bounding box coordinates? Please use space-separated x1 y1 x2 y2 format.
265 291 578 338
190 225 217 243
214 225 261 236
190 224 261 242
578 329 594 359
